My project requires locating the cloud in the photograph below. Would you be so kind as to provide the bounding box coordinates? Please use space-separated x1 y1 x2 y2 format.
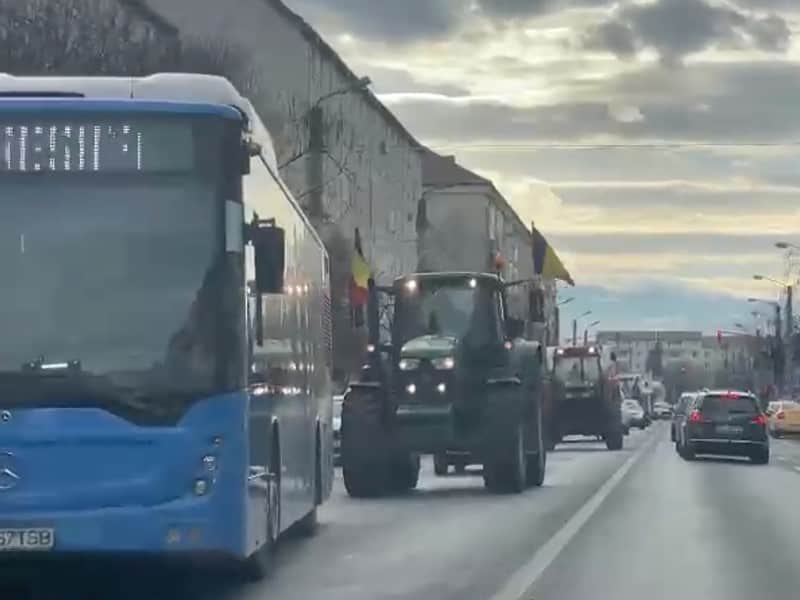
282 0 470 43
364 66 471 95
549 233 791 256
564 280 768 335
382 60 800 144
278 1 798 330
583 21 637 59
478 0 612 19
583 0 792 64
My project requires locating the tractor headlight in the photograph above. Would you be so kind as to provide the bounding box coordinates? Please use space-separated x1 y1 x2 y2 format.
399 358 421 371
431 356 455 370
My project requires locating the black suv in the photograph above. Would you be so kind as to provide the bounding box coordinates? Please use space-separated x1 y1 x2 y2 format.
675 390 768 464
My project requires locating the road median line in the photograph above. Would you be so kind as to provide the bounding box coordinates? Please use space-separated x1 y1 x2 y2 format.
488 426 661 600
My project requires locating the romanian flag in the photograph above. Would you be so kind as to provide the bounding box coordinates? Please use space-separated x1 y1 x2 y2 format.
532 224 574 286
349 227 371 308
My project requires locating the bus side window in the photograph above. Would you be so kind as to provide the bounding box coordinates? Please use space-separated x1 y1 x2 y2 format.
242 155 292 381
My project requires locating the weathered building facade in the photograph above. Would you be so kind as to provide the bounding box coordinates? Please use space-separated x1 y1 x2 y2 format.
419 151 560 345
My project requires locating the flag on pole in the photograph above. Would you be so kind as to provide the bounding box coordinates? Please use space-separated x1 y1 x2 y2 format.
532 223 574 286
349 227 371 311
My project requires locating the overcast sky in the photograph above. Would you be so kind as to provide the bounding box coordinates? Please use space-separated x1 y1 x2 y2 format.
285 0 800 336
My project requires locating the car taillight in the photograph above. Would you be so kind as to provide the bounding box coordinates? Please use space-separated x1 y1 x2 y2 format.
776 411 785 420
688 409 702 423
752 414 767 426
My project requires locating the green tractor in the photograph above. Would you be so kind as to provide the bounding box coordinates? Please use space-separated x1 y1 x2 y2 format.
341 272 547 496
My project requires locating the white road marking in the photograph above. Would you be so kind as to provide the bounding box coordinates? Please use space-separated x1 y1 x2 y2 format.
776 456 788 462
488 428 660 600
792 466 800 473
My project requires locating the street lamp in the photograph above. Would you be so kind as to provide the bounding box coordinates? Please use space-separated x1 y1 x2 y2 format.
291 75 373 217
776 241 800 251
314 76 372 106
571 310 592 346
748 298 779 306
558 297 575 307
583 320 600 345
753 274 788 287
748 298 782 337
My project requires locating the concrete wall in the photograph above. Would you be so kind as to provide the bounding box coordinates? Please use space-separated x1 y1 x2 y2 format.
418 184 490 273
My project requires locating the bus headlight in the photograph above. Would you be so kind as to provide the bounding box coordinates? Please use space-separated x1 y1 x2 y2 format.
399 358 420 371
406 383 417 395
437 382 447 394
431 356 455 370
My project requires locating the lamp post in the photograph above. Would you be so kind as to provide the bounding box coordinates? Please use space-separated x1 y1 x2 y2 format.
754 274 793 392
775 241 800 251
572 310 591 346
584 320 600 345
748 298 781 336
303 76 372 219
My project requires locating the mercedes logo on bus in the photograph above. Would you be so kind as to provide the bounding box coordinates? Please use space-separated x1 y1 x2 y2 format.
0 452 21 490
0 411 11 423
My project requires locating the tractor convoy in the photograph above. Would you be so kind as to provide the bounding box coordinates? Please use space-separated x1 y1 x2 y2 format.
340 271 625 498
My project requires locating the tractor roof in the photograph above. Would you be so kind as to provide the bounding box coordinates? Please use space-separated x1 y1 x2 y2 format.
394 272 502 285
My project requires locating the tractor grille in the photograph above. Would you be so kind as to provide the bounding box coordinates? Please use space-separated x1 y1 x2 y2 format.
396 361 456 404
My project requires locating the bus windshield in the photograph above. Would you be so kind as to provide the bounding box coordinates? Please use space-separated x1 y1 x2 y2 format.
0 112 240 412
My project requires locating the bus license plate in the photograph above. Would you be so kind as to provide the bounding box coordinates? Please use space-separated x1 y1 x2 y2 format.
0 529 55 551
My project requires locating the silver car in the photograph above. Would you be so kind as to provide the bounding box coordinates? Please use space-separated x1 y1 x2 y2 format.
333 393 344 465
622 398 646 430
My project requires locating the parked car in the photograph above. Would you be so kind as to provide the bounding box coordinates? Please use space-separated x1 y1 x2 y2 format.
675 390 769 464
652 401 672 420
622 398 646 430
767 400 800 438
671 391 697 442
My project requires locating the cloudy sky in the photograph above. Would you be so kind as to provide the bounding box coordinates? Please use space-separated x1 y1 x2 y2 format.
285 0 800 335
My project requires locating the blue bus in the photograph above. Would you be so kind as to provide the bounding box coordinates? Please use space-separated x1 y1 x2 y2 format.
0 74 333 579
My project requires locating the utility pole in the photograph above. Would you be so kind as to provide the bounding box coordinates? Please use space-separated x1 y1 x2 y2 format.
583 328 588 346
572 319 577 347
307 106 324 220
787 285 794 393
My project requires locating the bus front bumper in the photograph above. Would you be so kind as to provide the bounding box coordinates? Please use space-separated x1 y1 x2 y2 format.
0 495 243 558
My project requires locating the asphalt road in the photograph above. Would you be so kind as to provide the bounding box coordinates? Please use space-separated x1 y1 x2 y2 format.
7 423 800 600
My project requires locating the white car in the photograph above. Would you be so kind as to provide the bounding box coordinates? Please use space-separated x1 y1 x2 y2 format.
622 399 646 430
652 401 672 420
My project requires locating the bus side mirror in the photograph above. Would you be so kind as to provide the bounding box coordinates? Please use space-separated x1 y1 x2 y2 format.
250 221 285 294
